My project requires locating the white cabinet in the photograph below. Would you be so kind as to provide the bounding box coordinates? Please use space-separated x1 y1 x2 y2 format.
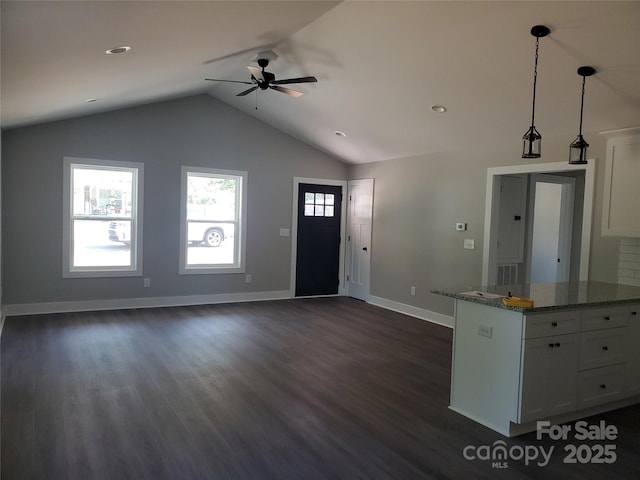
601 129 640 237
449 299 640 437
519 333 580 423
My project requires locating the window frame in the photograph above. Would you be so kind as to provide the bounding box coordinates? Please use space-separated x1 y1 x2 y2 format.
62 157 144 278
179 166 247 275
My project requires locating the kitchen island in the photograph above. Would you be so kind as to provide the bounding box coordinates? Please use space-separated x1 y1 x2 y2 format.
431 281 640 437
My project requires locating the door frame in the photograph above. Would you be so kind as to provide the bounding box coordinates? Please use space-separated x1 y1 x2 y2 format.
482 161 595 286
290 177 348 298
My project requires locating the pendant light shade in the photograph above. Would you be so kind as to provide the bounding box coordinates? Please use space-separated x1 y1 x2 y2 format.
522 25 550 159
569 66 596 165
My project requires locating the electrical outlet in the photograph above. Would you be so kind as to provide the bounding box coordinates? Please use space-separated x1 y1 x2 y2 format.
478 325 493 338
464 239 475 249
245 274 252 283
410 286 416 296
143 278 151 288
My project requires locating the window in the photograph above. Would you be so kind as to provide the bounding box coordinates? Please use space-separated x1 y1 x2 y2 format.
180 166 247 274
304 191 335 217
63 157 143 277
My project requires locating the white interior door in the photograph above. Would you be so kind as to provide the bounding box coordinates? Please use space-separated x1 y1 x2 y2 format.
347 179 373 301
529 174 575 283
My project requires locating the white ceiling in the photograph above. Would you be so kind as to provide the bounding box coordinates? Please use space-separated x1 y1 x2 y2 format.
2 1 640 164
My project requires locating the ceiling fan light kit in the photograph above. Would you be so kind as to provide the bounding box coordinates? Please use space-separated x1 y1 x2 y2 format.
522 25 550 159
569 66 596 165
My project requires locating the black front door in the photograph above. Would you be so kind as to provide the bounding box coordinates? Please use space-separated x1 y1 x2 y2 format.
295 183 342 296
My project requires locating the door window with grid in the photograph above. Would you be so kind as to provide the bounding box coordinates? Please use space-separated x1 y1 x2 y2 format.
304 191 335 217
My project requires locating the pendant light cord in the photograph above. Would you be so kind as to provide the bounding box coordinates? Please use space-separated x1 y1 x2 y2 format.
578 75 586 135
530 36 540 127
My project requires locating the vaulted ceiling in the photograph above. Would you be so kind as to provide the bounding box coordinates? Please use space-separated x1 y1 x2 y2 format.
2 1 640 164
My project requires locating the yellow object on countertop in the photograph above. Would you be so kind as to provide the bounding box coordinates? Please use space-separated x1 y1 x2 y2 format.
503 296 534 308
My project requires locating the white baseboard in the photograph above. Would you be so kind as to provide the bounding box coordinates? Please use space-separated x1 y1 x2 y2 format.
3 291 454 331
368 295 454 328
3 290 291 317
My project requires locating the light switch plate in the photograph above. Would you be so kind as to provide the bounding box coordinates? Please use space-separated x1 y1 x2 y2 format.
279 228 290 237
456 222 467 231
464 239 475 249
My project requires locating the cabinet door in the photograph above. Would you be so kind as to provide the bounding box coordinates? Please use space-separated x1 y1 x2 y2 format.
546 334 580 417
519 333 580 423
519 337 552 423
602 134 640 237
627 306 640 393
518 334 580 423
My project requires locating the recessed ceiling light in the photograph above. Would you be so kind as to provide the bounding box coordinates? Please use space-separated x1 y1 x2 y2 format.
432 105 447 113
105 46 131 55
334 130 346 137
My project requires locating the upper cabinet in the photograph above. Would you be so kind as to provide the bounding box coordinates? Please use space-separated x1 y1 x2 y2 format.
601 128 640 237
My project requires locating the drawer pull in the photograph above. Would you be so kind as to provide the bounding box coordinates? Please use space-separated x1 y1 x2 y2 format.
604 316 610 321
555 342 560 347
600 384 607 389
548 343 555 348
602 346 608 351
632 311 637 316
551 322 558 327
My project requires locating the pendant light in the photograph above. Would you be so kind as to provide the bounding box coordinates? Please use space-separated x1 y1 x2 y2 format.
568 66 596 165
522 25 550 159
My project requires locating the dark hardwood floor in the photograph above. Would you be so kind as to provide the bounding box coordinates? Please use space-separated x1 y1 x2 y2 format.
2 297 640 479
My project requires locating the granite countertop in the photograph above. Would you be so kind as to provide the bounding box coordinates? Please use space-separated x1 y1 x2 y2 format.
431 281 640 313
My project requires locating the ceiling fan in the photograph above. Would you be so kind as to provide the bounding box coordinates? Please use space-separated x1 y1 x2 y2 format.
205 52 317 97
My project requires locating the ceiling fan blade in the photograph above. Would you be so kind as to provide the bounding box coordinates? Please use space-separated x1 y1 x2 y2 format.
270 85 303 97
205 78 254 85
237 86 258 97
271 76 318 85
247 65 265 83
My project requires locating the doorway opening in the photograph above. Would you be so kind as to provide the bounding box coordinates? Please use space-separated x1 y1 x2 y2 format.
482 161 595 286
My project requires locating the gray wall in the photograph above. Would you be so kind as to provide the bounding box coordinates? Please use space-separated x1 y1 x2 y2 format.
350 130 620 317
2 94 348 305
0 93 624 318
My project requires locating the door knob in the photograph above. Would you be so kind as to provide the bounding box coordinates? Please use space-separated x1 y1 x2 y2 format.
362 247 368 251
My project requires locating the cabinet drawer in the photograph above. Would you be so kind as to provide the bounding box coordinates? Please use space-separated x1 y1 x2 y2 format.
524 310 580 339
581 306 628 331
577 365 626 409
579 327 627 370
